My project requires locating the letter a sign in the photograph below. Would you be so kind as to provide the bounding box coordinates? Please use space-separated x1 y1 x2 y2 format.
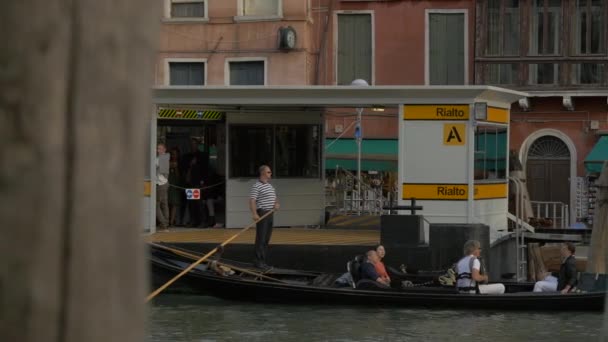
443 124 466 146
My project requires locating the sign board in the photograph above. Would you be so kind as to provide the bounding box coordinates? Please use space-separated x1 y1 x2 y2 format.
473 183 508 200
486 107 509 124
403 183 468 200
403 105 470 120
186 188 200 200
443 124 466 145
402 183 507 200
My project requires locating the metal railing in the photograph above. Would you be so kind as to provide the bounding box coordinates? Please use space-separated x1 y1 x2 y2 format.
509 176 528 282
325 166 390 216
530 201 569 228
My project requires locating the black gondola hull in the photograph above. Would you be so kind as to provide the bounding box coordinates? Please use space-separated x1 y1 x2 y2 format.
149 246 606 311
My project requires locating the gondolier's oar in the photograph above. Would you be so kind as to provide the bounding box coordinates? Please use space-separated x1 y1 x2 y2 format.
146 209 275 302
148 242 287 284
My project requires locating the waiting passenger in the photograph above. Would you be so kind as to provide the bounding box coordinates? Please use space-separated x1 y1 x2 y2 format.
456 240 505 294
374 245 391 284
533 242 577 293
360 250 390 287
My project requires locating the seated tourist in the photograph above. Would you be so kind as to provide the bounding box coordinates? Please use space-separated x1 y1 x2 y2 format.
533 242 577 294
374 244 391 284
360 250 390 287
456 240 505 294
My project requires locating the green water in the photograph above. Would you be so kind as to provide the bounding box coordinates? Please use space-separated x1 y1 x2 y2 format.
148 295 606 341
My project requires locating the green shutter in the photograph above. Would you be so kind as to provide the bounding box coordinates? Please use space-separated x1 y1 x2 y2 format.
338 14 372 85
429 13 465 85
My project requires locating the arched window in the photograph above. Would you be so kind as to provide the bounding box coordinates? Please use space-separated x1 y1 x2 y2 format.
527 136 570 160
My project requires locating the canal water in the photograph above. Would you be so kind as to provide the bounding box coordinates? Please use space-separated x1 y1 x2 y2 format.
148 295 605 341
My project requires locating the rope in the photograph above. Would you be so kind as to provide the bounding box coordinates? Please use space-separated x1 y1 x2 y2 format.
166 180 225 191
401 280 436 288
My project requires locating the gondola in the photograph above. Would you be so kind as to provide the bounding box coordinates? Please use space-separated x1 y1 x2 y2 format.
148 243 606 311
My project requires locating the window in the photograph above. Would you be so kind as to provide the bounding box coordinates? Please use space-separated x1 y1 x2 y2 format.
337 13 372 85
167 0 207 19
529 0 562 55
476 0 607 88
228 60 265 85
573 0 606 54
529 63 559 85
571 63 605 84
168 61 205 85
428 12 466 85
275 125 321 177
238 0 281 17
485 64 519 85
486 0 520 56
474 126 507 181
229 126 273 178
229 124 321 178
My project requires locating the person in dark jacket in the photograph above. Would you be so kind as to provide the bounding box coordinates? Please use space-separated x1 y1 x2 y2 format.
359 250 390 286
181 138 209 227
533 242 578 293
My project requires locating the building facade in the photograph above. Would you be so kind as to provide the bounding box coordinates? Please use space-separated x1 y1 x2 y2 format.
157 0 316 86
475 0 608 226
153 0 607 229
152 1 325 229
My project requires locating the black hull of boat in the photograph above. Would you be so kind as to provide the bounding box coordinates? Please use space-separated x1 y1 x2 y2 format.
149 246 606 311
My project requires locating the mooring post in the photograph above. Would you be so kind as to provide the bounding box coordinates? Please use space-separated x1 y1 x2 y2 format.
0 1 160 341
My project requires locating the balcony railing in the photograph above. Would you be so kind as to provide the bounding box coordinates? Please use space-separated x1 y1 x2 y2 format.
529 201 569 229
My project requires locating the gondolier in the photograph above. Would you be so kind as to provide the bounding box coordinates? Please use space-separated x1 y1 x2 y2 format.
249 165 280 270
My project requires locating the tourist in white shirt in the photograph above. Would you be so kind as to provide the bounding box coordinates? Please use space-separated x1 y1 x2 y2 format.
456 240 505 294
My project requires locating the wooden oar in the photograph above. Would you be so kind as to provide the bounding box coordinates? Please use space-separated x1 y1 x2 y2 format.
146 209 275 302
148 242 287 284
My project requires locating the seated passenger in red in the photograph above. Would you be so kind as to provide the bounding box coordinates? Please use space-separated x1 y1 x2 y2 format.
360 250 390 287
374 244 391 284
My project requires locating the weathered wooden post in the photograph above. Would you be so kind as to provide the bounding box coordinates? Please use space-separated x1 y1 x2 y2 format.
587 161 608 274
591 162 608 338
0 1 160 341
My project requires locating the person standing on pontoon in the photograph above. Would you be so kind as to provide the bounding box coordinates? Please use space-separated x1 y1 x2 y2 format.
249 165 280 270
456 240 505 294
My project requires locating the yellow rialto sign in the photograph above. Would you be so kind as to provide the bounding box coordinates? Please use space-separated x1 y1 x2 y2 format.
402 183 508 200
486 107 509 124
443 124 466 145
403 184 468 200
474 183 508 199
144 181 151 197
403 105 470 120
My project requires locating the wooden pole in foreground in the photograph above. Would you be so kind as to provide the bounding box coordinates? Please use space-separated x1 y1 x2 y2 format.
146 210 275 302
587 161 608 274
0 1 160 341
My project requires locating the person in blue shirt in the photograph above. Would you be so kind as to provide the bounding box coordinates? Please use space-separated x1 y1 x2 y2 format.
360 250 390 287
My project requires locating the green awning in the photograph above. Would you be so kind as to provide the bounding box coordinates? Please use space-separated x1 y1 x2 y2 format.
325 139 397 171
584 136 608 173
326 158 397 172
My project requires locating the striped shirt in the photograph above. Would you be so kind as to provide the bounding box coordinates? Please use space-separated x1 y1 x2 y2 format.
250 180 277 210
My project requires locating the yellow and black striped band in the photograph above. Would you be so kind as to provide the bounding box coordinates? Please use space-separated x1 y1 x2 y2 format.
158 109 224 120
